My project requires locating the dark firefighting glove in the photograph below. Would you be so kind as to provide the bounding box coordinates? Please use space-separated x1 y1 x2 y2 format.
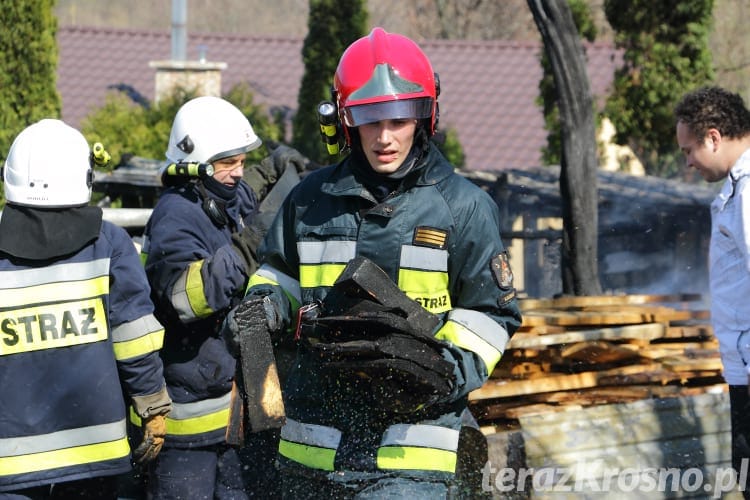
231 223 263 277
243 142 308 200
222 295 283 357
133 414 167 464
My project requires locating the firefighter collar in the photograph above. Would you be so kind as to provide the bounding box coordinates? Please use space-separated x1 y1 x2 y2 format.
0 204 103 260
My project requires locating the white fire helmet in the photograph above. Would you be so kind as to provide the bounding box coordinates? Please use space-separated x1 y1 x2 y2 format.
3 119 93 208
166 96 262 164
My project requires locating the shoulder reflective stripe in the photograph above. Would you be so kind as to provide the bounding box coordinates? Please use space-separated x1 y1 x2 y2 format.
112 314 164 361
171 260 213 322
380 424 459 451
249 264 302 305
297 240 356 265
0 275 109 310
436 308 510 374
377 446 457 473
0 259 110 289
400 245 448 272
0 298 108 356
279 419 340 471
299 263 347 288
377 423 458 472
0 420 129 476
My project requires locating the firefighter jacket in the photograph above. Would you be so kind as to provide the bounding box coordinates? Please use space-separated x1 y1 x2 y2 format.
0 212 168 492
142 179 257 447
247 143 522 481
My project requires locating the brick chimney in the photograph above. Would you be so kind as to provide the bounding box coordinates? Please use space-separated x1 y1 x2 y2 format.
149 0 226 103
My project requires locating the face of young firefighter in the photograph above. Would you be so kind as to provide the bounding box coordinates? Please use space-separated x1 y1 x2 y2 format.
211 153 246 187
357 118 418 174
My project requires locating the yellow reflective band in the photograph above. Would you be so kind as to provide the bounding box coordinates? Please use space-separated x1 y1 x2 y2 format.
130 405 230 436
246 273 301 312
186 260 212 317
247 273 278 289
0 437 130 476
139 236 150 267
112 328 164 361
299 263 346 288
0 275 109 309
398 268 451 314
377 446 457 473
0 299 108 356
436 320 502 374
279 439 336 471
166 407 229 436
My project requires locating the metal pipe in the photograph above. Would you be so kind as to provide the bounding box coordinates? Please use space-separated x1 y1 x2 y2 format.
171 0 187 61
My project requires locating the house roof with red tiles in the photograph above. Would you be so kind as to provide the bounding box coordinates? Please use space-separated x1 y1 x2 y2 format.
57 26 621 171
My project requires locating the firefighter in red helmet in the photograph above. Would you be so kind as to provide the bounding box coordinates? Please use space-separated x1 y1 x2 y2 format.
232 27 522 498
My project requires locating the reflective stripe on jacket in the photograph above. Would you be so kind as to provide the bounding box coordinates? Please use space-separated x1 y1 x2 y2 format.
0 222 166 491
279 418 460 473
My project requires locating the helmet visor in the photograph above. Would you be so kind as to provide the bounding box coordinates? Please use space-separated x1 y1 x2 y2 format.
343 98 433 127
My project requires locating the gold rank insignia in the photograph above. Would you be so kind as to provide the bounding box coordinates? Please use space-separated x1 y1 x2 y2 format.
413 226 448 249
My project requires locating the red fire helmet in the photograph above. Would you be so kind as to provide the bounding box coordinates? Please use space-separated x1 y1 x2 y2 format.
333 27 439 145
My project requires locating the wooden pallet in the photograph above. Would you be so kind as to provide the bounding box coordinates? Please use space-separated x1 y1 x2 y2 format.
469 294 722 427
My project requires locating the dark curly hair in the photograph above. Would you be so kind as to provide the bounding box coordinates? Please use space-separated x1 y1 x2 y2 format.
674 86 750 140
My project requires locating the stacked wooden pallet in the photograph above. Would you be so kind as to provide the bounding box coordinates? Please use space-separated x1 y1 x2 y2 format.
470 294 725 432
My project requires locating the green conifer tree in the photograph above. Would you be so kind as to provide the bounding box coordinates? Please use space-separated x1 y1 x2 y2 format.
0 0 61 168
291 0 367 165
604 0 714 177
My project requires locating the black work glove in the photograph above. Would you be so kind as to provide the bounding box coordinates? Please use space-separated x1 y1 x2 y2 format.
231 223 263 276
221 295 284 357
267 143 308 175
243 142 308 200
221 307 242 358
235 294 283 335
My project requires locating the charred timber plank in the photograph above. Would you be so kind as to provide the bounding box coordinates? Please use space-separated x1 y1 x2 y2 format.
559 340 641 364
661 355 723 372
